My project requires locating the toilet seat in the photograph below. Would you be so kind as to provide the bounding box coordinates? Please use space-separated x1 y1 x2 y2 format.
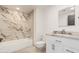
35 41 45 48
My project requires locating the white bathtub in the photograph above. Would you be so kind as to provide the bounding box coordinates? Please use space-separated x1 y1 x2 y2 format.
0 38 32 53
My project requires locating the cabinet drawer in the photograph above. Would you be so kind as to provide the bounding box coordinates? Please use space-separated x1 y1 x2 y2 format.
62 38 79 49
46 40 64 53
63 46 79 53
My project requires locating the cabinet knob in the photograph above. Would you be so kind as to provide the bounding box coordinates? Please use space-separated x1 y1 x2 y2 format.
56 40 62 42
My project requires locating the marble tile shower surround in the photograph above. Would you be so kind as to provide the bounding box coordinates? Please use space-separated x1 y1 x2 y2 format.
0 6 33 42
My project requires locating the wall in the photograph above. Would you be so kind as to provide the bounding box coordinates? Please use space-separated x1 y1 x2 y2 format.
34 5 79 43
0 6 33 42
45 5 79 33
59 8 75 27
34 6 47 43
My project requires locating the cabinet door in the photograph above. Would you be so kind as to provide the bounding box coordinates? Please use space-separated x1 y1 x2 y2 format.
46 36 64 53
62 38 79 50
54 40 65 53
63 46 79 53
46 36 56 53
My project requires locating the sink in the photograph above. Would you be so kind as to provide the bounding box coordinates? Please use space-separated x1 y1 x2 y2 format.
46 31 79 40
53 30 72 35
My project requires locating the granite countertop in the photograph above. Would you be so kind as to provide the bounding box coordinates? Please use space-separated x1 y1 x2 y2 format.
46 33 79 40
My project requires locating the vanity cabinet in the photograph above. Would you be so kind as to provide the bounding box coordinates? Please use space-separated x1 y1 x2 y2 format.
46 35 79 53
46 36 64 53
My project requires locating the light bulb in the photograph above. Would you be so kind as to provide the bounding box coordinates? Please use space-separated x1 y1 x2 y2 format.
16 7 20 10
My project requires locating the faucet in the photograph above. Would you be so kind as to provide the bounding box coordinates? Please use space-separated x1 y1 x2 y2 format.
53 29 72 35
61 29 66 34
61 29 72 35
53 29 66 34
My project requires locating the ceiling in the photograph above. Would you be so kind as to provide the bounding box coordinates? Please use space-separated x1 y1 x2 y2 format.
2 5 35 14
2 5 49 14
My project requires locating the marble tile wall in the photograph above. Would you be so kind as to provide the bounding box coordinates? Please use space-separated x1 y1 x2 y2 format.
0 6 33 42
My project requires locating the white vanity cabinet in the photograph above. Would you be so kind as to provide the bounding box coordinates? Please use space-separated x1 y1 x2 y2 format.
46 36 56 53
61 38 79 53
46 36 64 53
46 35 79 53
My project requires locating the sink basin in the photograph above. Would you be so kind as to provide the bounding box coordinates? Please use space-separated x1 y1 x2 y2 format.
46 32 79 40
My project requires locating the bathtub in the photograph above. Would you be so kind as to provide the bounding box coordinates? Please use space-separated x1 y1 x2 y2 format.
0 38 32 53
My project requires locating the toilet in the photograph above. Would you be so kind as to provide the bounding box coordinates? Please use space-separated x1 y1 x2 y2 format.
36 41 45 48
35 41 46 51
35 35 46 52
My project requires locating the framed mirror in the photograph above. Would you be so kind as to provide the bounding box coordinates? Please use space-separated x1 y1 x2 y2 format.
59 6 75 27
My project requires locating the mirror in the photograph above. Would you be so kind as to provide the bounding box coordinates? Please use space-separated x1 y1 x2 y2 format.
59 6 75 27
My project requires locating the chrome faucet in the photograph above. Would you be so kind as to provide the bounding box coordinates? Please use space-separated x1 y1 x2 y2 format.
61 29 72 35
61 29 66 34
53 29 72 35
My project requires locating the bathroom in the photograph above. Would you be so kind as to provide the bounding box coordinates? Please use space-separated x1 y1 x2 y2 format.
34 5 79 53
0 5 47 53
0 5 79 53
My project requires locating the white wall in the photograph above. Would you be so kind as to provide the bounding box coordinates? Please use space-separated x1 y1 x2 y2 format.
45 5 79 33
34 6 47 43
34 5 79 44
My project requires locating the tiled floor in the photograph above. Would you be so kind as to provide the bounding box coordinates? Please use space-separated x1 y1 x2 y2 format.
14 46 46 53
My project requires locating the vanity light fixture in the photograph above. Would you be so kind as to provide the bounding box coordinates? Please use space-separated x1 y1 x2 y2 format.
16 7 20 10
